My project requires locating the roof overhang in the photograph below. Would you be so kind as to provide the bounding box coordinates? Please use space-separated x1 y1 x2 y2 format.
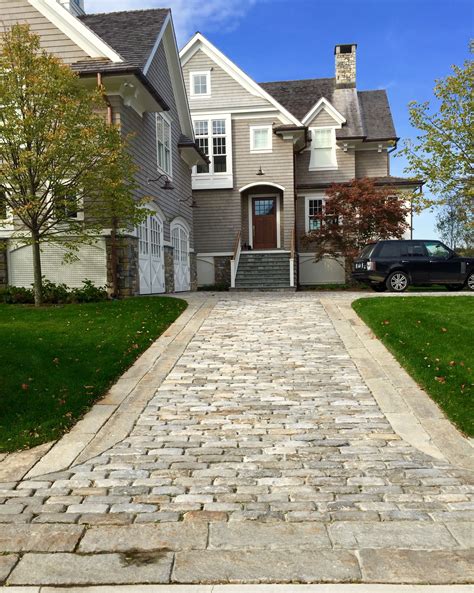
273 125 308 151
79 71 169 116
29 0 123 62
178 141 209 168
302 97 346 127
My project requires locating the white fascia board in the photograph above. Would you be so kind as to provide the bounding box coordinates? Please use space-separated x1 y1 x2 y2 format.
180 33 302 127
302 97 346 126
29 0 123 62
160 18 195 139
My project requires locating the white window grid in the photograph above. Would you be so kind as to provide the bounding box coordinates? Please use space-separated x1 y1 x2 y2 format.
138 218 149 256
250 125 272 152
193 118 227 175
190 71 211 97
156 113 172 176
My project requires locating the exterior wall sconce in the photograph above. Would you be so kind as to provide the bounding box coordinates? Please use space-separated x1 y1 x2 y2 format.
256 166 265 176
178 195 198 208
147 173 174 190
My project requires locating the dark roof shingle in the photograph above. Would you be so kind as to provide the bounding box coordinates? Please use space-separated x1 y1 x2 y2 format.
78 9 169 68
260 77 397 141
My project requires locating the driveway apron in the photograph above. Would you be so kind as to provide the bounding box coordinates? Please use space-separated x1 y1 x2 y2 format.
1 293 473 586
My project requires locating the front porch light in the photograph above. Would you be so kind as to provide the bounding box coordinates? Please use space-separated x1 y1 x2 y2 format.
256 166 265 176
147 173 174 190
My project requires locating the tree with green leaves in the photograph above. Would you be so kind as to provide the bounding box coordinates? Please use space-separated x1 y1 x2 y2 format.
398 59 473 212
436 191 473 250
0 25 147 305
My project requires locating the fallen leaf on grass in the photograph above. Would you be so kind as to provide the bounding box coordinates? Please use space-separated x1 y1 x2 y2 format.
441 327 448 333
435 376 446 384
21 383 29 391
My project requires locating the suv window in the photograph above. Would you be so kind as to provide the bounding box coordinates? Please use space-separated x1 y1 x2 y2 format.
424 241 451 259
405 242 426 257
359 244 376 258
378 242 402 258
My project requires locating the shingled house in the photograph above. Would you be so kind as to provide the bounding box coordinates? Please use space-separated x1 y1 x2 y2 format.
0 0 206 295
180 35 420 289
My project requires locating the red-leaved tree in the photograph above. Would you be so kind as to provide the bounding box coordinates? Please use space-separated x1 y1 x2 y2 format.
302 178 411 283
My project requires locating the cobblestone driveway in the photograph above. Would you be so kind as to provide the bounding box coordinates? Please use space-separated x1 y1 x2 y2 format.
0 294 473 586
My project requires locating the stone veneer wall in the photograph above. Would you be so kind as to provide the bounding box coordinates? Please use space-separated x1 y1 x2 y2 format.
335 45 356 87
164 245 175 293
106 235 139 297
190 253 197 292
0 240 8 288
214 256 231 288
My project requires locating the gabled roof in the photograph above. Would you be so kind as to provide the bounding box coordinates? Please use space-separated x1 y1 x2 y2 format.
78 9 169 69
180 33 302 127
260 78 397 141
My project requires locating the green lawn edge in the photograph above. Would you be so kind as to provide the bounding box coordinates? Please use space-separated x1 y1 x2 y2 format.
0 296 187 452
352 296 474 437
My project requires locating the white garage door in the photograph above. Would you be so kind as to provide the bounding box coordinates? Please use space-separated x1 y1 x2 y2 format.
138 209 165 295
171 222 190 292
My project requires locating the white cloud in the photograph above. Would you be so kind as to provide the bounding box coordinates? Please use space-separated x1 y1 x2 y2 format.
84 0 257 46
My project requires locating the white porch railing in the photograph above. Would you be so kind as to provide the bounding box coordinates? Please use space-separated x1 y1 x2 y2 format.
230 230 242 289
289 228 295 288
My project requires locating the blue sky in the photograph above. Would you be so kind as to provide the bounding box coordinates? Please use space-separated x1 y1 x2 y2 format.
88 0 473 239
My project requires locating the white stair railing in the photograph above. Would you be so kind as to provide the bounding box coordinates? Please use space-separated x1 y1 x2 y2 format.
230 230 242 288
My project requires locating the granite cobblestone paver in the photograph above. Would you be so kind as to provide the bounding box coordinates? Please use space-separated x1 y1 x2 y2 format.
0 294 472 585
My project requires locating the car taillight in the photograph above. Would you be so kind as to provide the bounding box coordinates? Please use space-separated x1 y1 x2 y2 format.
367 261 376 271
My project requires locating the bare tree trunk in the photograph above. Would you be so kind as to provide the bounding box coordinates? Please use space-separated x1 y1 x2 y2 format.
31 231 43 306
110 217 119 298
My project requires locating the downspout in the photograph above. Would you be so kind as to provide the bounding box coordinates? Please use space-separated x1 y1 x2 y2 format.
293 130 310 289
97 72 118 297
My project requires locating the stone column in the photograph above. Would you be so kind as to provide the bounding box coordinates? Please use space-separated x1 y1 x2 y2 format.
106 235 139 297
164 245 175 293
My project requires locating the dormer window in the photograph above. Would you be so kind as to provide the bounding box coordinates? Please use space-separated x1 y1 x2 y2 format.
309 127 337 170
190 71 211 98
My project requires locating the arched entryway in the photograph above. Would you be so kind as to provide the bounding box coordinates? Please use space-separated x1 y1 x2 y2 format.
239 182 285 250
138 204 165 294
171 218 191 292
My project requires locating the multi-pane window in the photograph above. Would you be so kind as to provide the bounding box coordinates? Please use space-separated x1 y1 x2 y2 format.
250 125 272 152
194 118 228 175
149 216 162 258
156 113 171 176
138 218 148 256
309 127 337 170
190 71 210 97
308 198 324 231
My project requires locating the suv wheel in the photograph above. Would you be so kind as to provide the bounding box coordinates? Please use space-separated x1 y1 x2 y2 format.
467 272 474 291
386 271 409 292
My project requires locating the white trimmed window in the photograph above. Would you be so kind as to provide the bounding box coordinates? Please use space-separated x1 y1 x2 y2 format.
156 113 172 176
305 196 324 232
309 127 337 170
250 125 272 153
194 117 229 175
190 71 211 97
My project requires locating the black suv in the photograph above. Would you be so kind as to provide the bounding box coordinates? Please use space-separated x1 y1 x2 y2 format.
352 240 474 292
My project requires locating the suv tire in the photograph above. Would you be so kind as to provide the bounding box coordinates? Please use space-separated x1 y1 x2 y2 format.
386 271 409 292
467 272 474 291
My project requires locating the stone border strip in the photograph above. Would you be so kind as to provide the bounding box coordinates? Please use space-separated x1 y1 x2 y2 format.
0 584 473 592
0 294 215 482
321 297 474 472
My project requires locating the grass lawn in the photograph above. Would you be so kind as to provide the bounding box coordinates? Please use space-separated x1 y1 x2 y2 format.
353 296 474 436
0 297 187 452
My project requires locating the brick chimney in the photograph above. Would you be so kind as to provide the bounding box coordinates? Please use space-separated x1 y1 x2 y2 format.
58 0 85 16
335 44 357 88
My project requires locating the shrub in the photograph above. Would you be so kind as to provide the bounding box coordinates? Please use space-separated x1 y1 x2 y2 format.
70 279 108 303
0 279 108 305
0 285 34 304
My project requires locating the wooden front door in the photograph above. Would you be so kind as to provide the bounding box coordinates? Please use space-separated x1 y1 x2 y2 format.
252 197 277 249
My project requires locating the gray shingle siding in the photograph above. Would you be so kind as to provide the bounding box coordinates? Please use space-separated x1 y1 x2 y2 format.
119 42 193 245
